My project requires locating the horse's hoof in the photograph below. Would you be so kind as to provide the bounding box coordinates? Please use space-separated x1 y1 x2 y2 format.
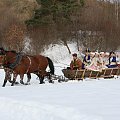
20 80 24 85
9 81 13 83
2 85 5 87
25 82 30 85
39 82 45 84
15 82 19 85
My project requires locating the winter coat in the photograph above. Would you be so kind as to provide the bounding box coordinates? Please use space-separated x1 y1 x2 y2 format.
83 55 91 65
70 59 82 70
86 57 100 71
109 56 117 65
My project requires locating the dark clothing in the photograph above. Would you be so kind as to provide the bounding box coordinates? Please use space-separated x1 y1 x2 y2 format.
107 56 117 68
83 55 91 63
118 64 120 68
82 55 91 69
109 56 117 65
82 63 85 69
107 64 118 68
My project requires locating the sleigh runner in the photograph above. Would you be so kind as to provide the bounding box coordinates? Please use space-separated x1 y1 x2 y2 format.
62 67 120 80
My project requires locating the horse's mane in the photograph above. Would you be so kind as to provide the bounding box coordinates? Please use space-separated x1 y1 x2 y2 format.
10 50 17 53
5 50 17 54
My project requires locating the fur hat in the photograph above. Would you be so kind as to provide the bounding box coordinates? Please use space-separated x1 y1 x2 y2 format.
0 47 5 55
72 53 77 57
85 48 90 53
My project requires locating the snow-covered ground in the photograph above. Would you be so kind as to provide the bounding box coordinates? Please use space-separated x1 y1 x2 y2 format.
0 43 120 120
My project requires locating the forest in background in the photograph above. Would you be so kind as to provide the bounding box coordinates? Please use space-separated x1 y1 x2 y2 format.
0 0 120 54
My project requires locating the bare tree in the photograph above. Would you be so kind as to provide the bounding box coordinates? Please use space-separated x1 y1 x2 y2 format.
3 24 26 52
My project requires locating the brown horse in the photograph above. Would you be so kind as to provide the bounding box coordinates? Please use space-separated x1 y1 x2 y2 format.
0 48 54 87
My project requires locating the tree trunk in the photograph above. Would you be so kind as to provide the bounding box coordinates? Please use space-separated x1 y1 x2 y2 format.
63 41 71 54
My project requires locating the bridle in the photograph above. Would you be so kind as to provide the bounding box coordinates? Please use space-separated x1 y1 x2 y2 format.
0 51 22 69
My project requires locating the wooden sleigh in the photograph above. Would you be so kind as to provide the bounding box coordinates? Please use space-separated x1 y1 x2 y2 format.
62 67 120 80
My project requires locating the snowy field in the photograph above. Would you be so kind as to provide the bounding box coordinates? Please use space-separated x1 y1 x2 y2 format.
0 43 120 120
0 70 120 120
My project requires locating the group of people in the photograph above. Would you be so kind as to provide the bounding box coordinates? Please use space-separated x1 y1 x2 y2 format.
70 49 120 71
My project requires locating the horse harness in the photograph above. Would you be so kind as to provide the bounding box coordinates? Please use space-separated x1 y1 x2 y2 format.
0 51 32 73
4 53 32 73
26 56 32 73
0 53 22 69
9 53 22 69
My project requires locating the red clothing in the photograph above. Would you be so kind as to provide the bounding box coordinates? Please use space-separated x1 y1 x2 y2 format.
70 59 82 70
118 64 120 68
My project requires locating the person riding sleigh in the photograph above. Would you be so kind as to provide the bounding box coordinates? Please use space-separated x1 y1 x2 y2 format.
107 51 118 68
70 53 82 70
82 49 91 69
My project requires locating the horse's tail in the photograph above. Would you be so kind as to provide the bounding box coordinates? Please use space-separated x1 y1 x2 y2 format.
46 57 54 75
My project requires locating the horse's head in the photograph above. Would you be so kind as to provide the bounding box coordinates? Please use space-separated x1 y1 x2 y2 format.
0 47 6 65
0 48 17 66
0 47 6 55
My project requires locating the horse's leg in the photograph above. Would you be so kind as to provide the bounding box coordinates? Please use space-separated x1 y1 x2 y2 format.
2 72 9 87
36 73 45 84
9 70 19 84
39 75 45 84
35 72 44 84
2 69 13 87
26 73 31 85
11 73 18 86
48 73 54 83
4 69 19 84
20 74 25 85
2 77 8 87
7 70 12 83
2 69 10 87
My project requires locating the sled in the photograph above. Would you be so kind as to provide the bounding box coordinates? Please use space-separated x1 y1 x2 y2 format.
62 67 120 80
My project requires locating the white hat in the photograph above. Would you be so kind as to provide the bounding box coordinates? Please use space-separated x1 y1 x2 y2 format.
100 52 104 54
90 52 95 55
105 52 109 56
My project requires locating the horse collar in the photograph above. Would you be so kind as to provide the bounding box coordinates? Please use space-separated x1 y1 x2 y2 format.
8 53 22 69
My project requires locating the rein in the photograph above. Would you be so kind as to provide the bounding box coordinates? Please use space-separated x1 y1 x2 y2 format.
26 56 32 73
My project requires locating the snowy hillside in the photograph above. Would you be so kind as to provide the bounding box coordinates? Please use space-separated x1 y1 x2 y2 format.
0 43 120 120
43 43 80 75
